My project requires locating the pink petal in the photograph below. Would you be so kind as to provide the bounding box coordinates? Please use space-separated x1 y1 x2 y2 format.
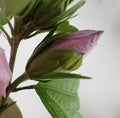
0 47 11 97
48 30 103 57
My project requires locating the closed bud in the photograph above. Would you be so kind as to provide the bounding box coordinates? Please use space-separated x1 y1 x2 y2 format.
32 0 67 29
26 30 103 79
26 50 82 79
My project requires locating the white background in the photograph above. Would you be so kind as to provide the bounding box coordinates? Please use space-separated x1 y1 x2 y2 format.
0 0 120 118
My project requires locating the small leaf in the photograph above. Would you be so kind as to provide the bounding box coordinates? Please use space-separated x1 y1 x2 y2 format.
35 79 83 118
34 72 91 81
56 21 78 33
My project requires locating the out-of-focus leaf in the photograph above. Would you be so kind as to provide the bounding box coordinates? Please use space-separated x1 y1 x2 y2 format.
0 11 8 27
35 79 83 118
19 0 36 17
0 0 32 16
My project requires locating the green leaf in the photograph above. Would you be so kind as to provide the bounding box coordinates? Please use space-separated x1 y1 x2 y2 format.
56 21 78 33
0 0 32 16
0 11 8 27
35 79 83 118
34 72 91 81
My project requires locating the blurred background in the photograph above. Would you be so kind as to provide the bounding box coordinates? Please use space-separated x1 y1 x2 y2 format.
0 0 120 118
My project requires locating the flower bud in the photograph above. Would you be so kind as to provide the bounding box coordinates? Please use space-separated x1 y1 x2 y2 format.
26 50 82 78
32 0 67 28
0 47 11 97
14 0 86 37
48 30 104 57
26 30 103 79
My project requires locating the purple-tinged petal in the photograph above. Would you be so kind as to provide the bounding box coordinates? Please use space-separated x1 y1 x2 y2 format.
48 30 103 57
0 47 11 97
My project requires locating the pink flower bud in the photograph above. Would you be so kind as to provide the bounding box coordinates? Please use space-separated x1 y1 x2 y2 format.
48 30 103 57
0 47 11 97
26 30 103 78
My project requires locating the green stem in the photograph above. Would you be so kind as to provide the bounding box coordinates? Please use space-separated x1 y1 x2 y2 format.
9 35 21 72
7 19 14 35
13 85 35 92
1 27 12 45
7 72 29 94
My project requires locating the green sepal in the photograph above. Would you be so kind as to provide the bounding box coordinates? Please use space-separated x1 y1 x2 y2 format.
35 79 83 118
67 56 83 71
26 50 82 78
0 0 32 16
33 72 91 81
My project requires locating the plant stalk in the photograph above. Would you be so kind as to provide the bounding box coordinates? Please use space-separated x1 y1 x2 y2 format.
9 36 21 72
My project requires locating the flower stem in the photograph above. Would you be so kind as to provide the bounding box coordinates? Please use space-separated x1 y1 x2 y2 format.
7 72 29 94
13 85 35 92
9 35 21 72
7 18 14 35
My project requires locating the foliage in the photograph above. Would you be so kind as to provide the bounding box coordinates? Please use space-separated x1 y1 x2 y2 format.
0 0 103 117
